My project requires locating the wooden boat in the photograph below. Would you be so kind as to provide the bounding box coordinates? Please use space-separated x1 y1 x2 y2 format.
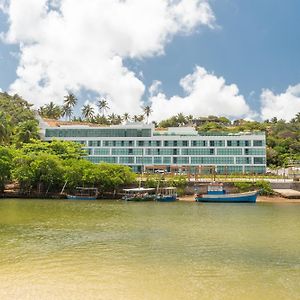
156 187 177 202
123 187 156 201
67 187 98 200
195 183 258 203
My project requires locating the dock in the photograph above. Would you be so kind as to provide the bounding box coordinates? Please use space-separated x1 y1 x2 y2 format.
273 189 300 199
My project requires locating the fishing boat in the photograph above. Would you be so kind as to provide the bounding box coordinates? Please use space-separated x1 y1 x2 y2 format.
156 187 177 202
122 187 156 201
67 187 98 200
195 183 258 203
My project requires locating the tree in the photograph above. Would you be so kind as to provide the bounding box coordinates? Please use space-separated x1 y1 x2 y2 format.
123 113 130 123
64 93 77 108
20 140 85 160
0 112 12 145
132 115 139 122
0 147 13 192
97 98 109 116
63 93 77 120
81 104 95 120
14 120 40 145
38 102 62 119
143 105 152 124
13 153 64 194
61 105 73 121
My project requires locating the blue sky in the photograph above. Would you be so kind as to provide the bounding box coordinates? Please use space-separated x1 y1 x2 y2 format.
0 0 300 120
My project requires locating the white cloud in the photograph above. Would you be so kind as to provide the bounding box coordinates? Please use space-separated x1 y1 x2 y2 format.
149 66 253 121
149 80 162 97
260 84 300 121
1 0 215 114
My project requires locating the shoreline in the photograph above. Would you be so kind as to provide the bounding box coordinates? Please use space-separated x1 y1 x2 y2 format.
178 195 300 203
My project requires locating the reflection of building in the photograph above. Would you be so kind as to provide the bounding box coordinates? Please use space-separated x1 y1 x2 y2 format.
40 121 266 174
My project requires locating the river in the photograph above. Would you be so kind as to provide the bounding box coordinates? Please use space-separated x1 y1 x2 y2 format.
0 199 299 300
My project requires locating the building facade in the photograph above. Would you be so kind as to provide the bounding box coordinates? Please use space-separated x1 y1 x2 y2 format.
41 122 266 174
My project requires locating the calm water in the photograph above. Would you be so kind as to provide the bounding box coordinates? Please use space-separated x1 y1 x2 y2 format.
0 199 300 300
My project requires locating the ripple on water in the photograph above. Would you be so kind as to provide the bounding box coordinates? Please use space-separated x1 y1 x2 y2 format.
0 200 300 300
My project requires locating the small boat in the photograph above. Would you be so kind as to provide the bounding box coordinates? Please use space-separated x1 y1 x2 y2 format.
195 183 258 203
123 187 156 201
156 187 177 202
67 187 98 200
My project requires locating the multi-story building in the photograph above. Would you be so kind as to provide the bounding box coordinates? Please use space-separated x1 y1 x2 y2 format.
40 120 266 174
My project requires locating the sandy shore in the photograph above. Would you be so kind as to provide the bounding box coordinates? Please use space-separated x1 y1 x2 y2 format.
179 195 300 203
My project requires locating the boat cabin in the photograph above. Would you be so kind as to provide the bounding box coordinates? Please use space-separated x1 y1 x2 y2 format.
207 183 226 195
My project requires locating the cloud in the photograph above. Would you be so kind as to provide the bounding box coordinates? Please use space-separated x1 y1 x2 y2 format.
260 84 300 121
1 0 215 114
148 80 162 97
149 66 253 121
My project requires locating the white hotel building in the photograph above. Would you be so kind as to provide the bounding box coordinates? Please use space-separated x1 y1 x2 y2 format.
40 121 266 174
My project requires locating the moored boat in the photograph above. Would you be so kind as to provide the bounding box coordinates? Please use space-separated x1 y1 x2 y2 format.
123 187 156 201
67 187 98 200
156 187 177 202
195 183 258 203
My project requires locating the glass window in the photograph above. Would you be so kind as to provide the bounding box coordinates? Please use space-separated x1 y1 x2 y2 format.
94 148 110 155
253 157 266 164
253 140 264 147
217 148 243 155
191 140 207 147
236 157 252 164
119 157 135 164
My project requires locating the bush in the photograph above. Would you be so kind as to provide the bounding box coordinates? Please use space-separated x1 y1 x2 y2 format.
233 180 274 196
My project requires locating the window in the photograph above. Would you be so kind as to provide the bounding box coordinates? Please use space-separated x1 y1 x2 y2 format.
253 157 265 164
253 140 264 147
217 148 243 155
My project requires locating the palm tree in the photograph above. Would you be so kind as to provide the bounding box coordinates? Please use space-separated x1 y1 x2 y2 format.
143 105 152 124
61 105 73 121
176 113 186 126
81 104 95 120
116 115 123 125
108 113 118 125
186 114 194 125
97 98 109 116
64 93 77 109
38 102 62 119
123 112 130 123
132 115 139 122
137 114 145 122
293 112 300 123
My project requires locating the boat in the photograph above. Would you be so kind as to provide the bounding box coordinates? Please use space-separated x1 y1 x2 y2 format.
156 187 177 202
122 187 156 201
67 187 98 200
195 183 258 203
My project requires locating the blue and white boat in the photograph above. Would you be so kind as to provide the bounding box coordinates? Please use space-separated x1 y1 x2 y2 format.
67 187 98 200
195 183 258 203
156 187 177 202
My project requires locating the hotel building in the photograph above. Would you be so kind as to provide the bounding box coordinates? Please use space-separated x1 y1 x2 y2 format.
40 121 266 174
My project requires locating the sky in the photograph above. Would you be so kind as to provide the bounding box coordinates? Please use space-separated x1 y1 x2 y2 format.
0 0 300 121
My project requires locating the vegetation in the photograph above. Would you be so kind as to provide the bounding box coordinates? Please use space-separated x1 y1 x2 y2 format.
233 181 275 196
0 90 299 197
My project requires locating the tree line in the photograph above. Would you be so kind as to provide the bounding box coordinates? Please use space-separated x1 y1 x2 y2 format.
1 91 300 171
38 93 153 125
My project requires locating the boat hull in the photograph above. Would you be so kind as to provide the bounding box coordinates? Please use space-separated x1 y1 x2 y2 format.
124 196 155 202
195 191 258 203
156 195 177 202
66 195 97 200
